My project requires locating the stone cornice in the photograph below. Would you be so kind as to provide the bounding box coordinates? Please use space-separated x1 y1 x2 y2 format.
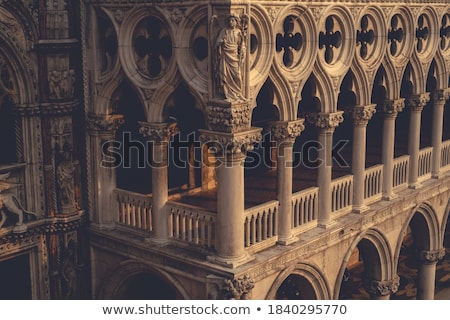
199 127 262 161
365 276 400 297
13 101 81 116
268 119 305 143
87 114 125 132
306 111 344 130
346 104 377 126
206 100 252 134
379 98 405 118
407 93 430 112
138 122 179 144
420 248 446 264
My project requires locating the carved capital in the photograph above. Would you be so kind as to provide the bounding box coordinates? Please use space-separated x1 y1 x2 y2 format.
268 119 305 143
379 99 405 118
433 89 450 102
407 93 430 112
87 114 124 132
346 104 376 126
306 111 344 130
206 101 252 133
138 122 179 144
365 276 400 297
420 248 446 264
199 128 262 161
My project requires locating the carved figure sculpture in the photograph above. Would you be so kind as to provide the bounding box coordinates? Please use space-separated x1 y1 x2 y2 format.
215 14 246 102
56 150 75 207
0 172 37 228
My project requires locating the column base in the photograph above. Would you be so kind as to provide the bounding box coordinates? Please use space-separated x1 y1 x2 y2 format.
90 222 116 231
382 192 397 201
352 204 370 214
144 237 170 246
432 173 441 179
408 182 422 190
317 220 337 229
207 253 255 268
277 234 299 246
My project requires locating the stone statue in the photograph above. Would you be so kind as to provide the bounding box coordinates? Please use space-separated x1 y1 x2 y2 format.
215 14 247 102
0 172 38 229
56 147 75 208
61 241 79 299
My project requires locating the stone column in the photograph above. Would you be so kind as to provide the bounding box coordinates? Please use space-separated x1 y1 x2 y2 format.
200 127 262 267
417 249 445 300
306 112 344 228
365 276 400 300
268 120 305 245
380 99 405 200
139 122 178 245
406 93 430 189
87 114 124 229
431 89 450 178
346 105 376 213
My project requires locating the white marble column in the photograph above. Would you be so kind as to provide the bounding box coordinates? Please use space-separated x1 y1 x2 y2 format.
407 93 430 189
431 89 450 178
307 112 344 228
139 122 178 245
87 114 124 229
200 128 262 267
365 276 400 300
268 120 305 245
417 249 445 300
380 99 405 200
347 105 376 213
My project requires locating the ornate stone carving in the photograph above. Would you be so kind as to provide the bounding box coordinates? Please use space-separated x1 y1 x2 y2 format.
420 248 446 264
113 9 124 24
406 92 430 111
213 14 248 102
433 89 450 102
346 104 376 125
56 143 76 213
138 122 179 144
380 98 405 117
206 101 252 133
268 119 305 143
45 0 69 39
87 114 124 132
306 111 344 130
365 276 400 297
169 8 185 25
0 172 38 230
207 274 255 300
199 128 262 161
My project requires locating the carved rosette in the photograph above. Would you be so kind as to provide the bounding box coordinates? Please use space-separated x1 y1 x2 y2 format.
420 248 446 264
87 114 124 133
346 104 376 126
364 276 400 297
206 101 252 133
199 128 262 161
407 92 430 112
222 275 255 300
306 111 344 131
138 122 179 144
268 119 305 144
380 99 405 118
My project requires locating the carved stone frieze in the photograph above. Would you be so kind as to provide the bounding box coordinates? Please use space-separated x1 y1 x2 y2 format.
206 101 252 133
306 111 344 130
420 248 446 264
364 276 400 296
138 121 179 144
268 119 305 143
199 127 262 161
346 104 377 125
86 114 124 132
406 92 430 111
379 98 405 118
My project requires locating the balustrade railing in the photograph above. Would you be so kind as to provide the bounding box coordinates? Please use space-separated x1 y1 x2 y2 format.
364 164 383 204
244 200 278 250
331 175 353 215
442 140 450 169
418 147 433 179
292 187 318 230
167 201 216 249
114 189 153 234
393 155 409 190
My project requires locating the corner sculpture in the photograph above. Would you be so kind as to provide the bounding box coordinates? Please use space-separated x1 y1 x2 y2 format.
0 172 37 229
213 14 248 102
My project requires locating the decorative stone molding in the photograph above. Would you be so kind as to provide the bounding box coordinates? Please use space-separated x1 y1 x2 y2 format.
207 274 255 300
268 119 305 143
420 248 446 264
379 98 405 117
346 104 377 126
206 101 252 133
138 122 179 144
433 89 450 102
86 114 124 132
199 127 262 161
406 92 430 111
306 111 344 130
13 102 80 117
364 276 400 297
